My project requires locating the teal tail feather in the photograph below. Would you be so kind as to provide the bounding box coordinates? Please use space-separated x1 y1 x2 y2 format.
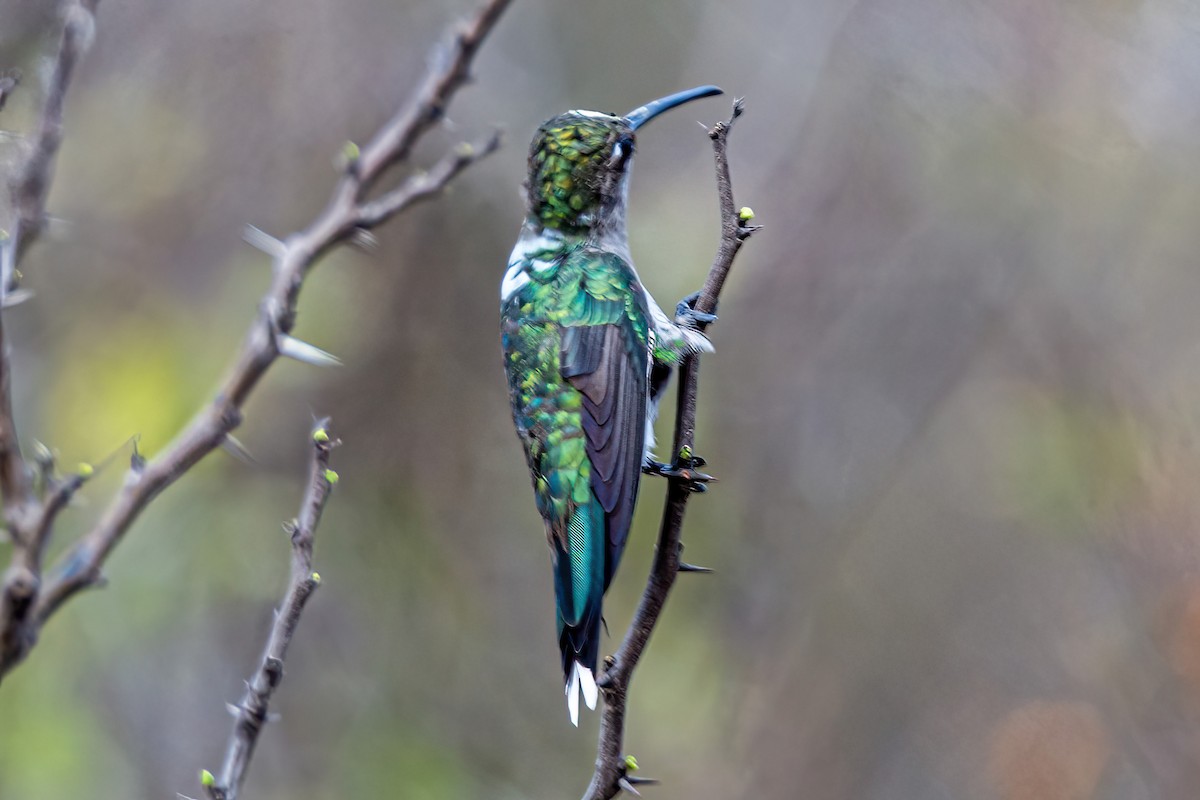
554 499 605 725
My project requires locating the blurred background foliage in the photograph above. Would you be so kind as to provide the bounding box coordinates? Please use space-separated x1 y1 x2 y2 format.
2 0 1200 798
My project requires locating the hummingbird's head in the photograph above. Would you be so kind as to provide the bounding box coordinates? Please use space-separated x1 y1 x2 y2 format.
525 85 722 236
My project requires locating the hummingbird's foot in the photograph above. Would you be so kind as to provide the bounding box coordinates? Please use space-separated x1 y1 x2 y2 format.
642 447 713 493
676 291 718 329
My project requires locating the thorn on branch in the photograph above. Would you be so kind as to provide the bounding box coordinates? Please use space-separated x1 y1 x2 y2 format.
275 334 342 367
614 757 659 798
130 437 146 473
1 288 34 309
220 434 254 465
616 778 641 797
31 440 55 477
0 71 19 112
349 228 379 252
242 225 286 259
676 540 712 574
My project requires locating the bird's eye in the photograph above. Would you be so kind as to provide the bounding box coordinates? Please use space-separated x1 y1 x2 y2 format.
610 136 635 167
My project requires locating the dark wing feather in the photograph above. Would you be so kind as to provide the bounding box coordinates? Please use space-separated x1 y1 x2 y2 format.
562 323 647 590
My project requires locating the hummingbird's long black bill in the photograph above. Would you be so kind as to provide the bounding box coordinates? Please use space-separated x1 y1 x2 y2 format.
624 85 723 130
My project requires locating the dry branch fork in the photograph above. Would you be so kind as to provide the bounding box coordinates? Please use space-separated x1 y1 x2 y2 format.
0 0 512 681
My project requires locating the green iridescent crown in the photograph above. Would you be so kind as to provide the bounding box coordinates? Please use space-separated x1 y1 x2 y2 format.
526 113 630 233
524 87 724 234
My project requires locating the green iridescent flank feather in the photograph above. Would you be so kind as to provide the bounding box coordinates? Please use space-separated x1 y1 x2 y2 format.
652 338 688 365
527 116 625 234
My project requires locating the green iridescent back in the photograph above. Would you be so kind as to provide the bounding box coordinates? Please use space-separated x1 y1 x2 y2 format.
527 114 630 234
501 241 649 530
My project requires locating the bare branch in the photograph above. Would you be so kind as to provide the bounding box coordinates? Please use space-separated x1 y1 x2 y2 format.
0 0 98 675
582 98 759 800
357 129 503 228
200 423 339 800
0 0 512 681
354 0 511 188
8 0 97 286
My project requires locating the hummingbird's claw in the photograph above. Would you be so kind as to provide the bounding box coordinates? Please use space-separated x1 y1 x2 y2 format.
642 459 669 477
642 454 714 492
676 291 718 329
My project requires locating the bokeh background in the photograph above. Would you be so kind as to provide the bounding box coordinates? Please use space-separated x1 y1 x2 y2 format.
2 0 1200 798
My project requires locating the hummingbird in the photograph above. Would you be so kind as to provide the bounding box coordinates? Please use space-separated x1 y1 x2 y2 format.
500 86 722 725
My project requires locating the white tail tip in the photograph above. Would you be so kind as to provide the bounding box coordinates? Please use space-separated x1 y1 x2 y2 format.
566 664 580 726
565 661 597 726
579 663 598 710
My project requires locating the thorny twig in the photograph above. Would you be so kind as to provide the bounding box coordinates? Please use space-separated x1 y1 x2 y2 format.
200 423 339 800
0 0 99 678
5 0 97 291
582 98 759 800
0 0 512 681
